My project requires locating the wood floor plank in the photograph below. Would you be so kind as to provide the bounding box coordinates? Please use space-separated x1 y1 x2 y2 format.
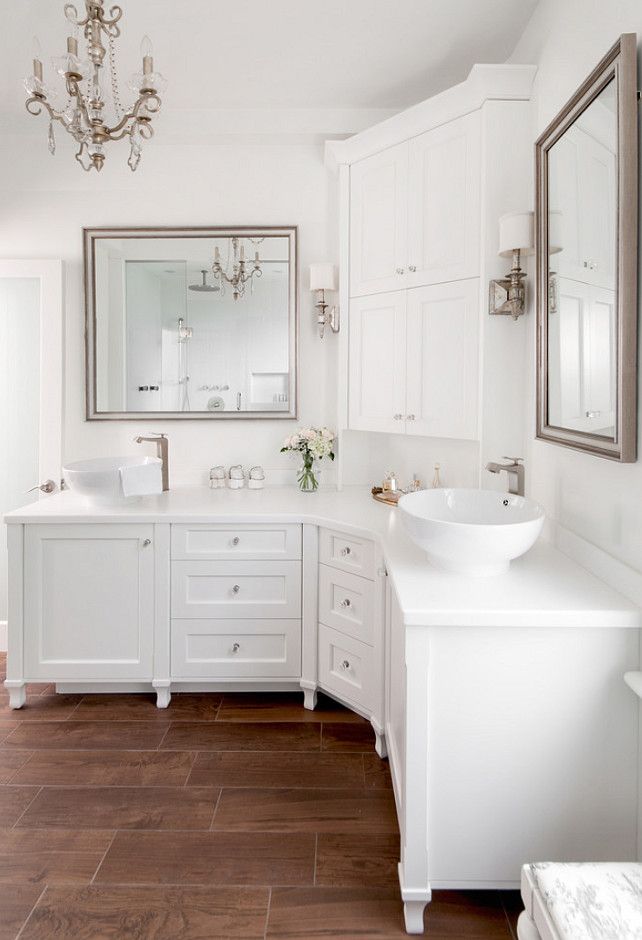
0 884 43 940
321 721 376 752
17 786 220 831
363 753 393 788
212 787 399 833
161 721 321 751
187 751 365 789
217 692 361 723
0 828 113 886
96 830 316 887
266 887 409 938
0 749 33 784
20 885 270 940
0 695 82 721
316 834 400 887
1 720 168 750
11 749 195 787
0 786 40 825
0 721 18 744
71 692 223 722
423 891 515 938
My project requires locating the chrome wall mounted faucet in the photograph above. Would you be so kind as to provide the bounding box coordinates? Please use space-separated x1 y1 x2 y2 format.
134 433 169 491
485 457 525 497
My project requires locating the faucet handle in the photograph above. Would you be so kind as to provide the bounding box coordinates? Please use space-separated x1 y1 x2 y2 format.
502 456 523 464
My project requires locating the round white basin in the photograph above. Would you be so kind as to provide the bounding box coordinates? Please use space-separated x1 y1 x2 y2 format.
63 455 163 505
398 488 545 576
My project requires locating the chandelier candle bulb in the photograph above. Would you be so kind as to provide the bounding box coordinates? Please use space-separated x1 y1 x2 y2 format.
32 37 43 81
141 35 153 75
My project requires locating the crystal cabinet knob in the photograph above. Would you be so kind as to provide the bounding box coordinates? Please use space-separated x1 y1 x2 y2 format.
407 414 415 421
408 265 417 272
232 642 240 654
232 584 240 594
340 660 351 671
232 537 240 546
142 539 152 547
340 598 352 609
396 267 405 275
394 414 403 421
341 546 351 556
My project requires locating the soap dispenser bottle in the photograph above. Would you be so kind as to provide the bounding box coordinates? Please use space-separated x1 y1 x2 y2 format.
432 463 442 488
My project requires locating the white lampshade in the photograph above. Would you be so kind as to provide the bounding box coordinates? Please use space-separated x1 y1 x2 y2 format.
548 210 563 255
498 211 534 258
309 262 336 292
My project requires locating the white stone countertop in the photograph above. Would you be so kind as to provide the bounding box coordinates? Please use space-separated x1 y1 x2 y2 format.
6 485 641 629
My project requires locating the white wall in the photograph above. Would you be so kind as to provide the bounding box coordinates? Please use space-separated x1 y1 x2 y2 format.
0 133 339 485
510 0 642 574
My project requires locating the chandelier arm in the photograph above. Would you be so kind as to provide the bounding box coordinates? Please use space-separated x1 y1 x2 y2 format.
75 142 94 171
63 3 90 27
106 93 161 138
100 5 123 29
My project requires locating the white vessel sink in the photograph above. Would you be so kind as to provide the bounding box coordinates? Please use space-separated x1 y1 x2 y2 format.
398 488 545 576
63 456 163 505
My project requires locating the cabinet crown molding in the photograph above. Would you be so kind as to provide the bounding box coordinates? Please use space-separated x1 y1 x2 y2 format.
325 63 537 171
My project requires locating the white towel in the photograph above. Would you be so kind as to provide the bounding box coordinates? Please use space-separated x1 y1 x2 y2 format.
119 461 163 498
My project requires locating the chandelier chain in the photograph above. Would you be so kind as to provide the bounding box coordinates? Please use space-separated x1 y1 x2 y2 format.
108 32 124 122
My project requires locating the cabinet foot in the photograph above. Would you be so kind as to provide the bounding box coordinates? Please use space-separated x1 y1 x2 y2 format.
374 729 387 759
5 681 26 710
403 901 427 934
152 681 171 709
302 688 318 711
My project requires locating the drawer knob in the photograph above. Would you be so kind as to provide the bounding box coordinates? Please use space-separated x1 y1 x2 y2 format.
232 537 240 546
142 539 152 547
341 546 351 557
232 584 240 594
232 642 240 654
340 660 351 671
340 598 352 609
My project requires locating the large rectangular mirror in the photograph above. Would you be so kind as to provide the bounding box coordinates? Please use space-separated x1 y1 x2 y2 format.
85 227 297 419
536 34 638 461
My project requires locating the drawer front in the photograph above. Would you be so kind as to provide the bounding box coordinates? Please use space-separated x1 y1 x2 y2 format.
171 524 302 560
318 624 374 711
319 528 375 580
172 619 301 678
171 560 301 619
318 564 374 645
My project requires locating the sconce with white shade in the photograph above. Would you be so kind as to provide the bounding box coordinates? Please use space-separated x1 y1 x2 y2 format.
489 211 535 320
310 263 339 338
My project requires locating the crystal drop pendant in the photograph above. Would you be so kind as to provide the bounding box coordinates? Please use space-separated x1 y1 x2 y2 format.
47 120 56 155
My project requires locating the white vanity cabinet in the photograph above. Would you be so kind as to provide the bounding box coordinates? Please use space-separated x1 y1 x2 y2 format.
22 523 155 683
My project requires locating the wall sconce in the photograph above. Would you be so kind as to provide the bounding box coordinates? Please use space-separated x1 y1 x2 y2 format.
489 211 534 320
310 263 339 338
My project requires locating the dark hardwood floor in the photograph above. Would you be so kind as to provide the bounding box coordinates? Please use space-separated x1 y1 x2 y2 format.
0 652 522 939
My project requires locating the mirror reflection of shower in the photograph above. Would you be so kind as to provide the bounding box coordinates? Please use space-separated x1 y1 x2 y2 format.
177 317 193 412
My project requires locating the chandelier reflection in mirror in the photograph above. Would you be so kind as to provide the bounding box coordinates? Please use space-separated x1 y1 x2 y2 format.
212 237 264 301
23 1 166 172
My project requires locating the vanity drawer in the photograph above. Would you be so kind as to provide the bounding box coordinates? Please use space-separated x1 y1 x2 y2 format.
171 524 302 560
318 564 374 645
171 560 301 619
319 528 375 580
172 619 301 678
318 624 374 711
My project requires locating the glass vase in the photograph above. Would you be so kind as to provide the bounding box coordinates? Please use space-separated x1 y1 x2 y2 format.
298 455 319 492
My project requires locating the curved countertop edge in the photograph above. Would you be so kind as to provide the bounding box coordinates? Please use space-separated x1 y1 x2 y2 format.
5 485 641 629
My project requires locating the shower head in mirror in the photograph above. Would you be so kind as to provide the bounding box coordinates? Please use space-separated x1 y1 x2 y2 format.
189 269 219 292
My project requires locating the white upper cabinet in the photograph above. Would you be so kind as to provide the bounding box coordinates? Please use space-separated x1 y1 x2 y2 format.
407 113 481 289
405 280 479 440
349 291 407 433
349 143 409 297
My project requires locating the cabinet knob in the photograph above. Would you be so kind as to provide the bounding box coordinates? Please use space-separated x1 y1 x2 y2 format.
396 267 405 275
394 413 403 421
340 660 351 671
340 546 351 557
407 414 415 421
142 539 152 547
232 537 240 546
232 642 240 654
408 265 417 272
340 598 352 609
232 584 240 594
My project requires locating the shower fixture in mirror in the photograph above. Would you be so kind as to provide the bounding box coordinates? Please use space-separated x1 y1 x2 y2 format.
84 227 297 420
536 34 638 461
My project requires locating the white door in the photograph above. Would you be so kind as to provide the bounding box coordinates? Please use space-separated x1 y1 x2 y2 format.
24 524 155 680
407 112 481 289
349 142 409 297
0 260 63 638
348 292 407 433
405 280 480 440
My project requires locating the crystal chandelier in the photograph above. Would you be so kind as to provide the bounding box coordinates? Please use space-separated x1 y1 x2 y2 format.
23 1 166 172
212 238 263 302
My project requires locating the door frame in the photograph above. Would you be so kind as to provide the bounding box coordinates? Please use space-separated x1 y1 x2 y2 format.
0 260 64 495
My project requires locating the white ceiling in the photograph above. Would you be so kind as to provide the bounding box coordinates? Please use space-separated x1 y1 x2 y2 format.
2 0 539 131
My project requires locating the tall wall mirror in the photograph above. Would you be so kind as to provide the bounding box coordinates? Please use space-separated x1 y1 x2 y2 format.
536 34 638 461
84 226 297 419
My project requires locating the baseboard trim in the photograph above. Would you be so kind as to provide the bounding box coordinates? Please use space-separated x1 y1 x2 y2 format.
0 621 6 652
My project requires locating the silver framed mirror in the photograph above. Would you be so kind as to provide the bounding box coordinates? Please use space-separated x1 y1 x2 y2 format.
536 34 638 461
84 226 298 420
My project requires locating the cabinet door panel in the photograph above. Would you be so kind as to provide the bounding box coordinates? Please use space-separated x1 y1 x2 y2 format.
408 112 481 288
348 292 407 433
405 280 479 440
350 143 408 297
24 524 154 680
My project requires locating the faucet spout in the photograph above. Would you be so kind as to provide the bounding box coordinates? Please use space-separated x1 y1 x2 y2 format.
135 433 169 492
485 457 524 497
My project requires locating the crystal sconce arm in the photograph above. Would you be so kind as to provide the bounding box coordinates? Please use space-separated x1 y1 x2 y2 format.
310 263 340 338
